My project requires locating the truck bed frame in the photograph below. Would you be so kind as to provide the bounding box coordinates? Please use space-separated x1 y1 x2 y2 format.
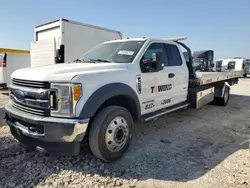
189 70 243 87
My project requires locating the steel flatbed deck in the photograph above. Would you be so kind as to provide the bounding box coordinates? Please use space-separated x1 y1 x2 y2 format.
190 70 243 86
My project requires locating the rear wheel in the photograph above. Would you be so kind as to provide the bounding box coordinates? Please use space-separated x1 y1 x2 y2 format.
214 86 230 106
89 106 134 162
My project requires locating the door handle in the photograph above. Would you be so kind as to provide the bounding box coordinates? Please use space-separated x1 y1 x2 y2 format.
168 73 175 78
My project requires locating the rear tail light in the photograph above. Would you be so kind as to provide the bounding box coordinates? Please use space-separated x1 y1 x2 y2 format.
2 53 6 67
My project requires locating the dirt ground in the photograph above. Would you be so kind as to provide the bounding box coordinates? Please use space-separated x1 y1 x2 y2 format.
0 78 250 188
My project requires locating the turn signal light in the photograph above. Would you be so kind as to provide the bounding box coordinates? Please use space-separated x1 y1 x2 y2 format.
73 85 82 101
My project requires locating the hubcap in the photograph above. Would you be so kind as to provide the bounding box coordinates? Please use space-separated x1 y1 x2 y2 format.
105 116 129 152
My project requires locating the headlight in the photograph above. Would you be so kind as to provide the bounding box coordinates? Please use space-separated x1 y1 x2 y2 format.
50 83 82 118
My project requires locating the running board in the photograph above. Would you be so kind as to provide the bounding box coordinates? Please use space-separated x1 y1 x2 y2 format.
141 102 190 122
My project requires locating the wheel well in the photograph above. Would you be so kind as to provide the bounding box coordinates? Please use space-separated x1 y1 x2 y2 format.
83 95 139 143
95 95 139 122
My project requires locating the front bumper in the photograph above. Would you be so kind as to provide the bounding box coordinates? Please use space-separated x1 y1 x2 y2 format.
5 103 89 155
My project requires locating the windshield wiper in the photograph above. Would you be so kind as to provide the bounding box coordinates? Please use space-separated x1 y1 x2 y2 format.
90 59 111 63
73 59 83 62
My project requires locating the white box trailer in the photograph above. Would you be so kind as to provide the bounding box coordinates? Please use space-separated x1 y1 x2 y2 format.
30 18 122 67
0 48 30 88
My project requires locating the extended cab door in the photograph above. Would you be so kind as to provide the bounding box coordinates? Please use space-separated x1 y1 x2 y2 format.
138 41 188 115
159 42 189 108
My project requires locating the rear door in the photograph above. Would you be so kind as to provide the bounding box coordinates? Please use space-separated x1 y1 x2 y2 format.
30 20 62 67
157 42 189 108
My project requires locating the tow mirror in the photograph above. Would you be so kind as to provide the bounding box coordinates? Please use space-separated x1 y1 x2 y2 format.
152 53 164 71
141 53 164 72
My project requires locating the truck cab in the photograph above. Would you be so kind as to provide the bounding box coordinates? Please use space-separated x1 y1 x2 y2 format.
192 50 214 72
5 37 241 162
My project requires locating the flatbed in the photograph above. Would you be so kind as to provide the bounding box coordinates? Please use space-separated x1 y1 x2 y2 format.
190 70 243 86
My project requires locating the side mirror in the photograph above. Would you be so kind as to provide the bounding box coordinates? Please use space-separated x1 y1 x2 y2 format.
141 53 164 73
152 53 164 71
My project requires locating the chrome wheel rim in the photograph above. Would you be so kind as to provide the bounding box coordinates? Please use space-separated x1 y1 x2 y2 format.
105 116 129 152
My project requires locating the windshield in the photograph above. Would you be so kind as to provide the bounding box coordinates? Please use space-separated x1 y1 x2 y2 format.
77 41 145 63
193 58 204 67
247 59 250 65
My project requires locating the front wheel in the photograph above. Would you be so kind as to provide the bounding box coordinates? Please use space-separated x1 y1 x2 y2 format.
89 106 134 162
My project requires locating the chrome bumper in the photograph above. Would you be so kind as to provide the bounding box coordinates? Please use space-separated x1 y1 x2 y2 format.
5 102 89 143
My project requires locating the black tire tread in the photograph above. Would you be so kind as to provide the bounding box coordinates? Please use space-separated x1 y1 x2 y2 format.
89 106 133 162
214 86 230 106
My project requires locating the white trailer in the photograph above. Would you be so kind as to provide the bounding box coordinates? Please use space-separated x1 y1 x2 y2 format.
0 48 30 88
215 58 248 77
30 18 122 67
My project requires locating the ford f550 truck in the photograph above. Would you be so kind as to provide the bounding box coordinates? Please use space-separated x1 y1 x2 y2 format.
5 37 243 162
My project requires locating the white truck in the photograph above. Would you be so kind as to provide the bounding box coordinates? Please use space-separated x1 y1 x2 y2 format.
30 18 122 67
5 37 243 162
0 48 30 88
215 58 248 77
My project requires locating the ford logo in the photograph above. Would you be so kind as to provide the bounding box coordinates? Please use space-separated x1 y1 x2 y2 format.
14 90 25 102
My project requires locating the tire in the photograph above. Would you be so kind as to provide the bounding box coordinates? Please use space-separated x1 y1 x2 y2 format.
215 86 230 106
243 73 247 78
89 106 134 162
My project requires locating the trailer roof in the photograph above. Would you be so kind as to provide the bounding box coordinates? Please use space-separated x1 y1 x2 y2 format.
35 18 122 35
0 48 30 54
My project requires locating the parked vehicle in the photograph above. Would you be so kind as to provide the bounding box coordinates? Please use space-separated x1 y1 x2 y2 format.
192 50 214 72
215 58 248 77
30 18 122 67
247 59 250 75
5 37 243 162
0 48 30 88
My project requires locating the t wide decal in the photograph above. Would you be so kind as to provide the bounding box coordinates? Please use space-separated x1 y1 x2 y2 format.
151 84 172 93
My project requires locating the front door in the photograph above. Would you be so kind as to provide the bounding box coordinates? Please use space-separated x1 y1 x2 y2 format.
139 42 188 115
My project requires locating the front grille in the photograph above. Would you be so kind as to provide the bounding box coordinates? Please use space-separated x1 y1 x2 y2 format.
13 103 50 116
12 78 50 89
10 78 52 117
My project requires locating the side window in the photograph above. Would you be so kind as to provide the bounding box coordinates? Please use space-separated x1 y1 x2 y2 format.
164 44 182 66
228 61 236 69
140 43 167 73
141 43 167 63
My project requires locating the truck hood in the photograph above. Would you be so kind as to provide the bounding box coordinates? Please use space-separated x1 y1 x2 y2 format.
11 63 128 82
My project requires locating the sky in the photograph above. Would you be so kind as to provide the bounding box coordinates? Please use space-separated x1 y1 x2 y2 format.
0 0 249 59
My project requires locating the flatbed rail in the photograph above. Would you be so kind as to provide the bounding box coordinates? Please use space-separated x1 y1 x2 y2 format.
190 70 243 86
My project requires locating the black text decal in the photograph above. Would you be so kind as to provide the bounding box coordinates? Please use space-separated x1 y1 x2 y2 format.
161 98 171 105
136 75 141 94
151 84 172 93
145 103 155 110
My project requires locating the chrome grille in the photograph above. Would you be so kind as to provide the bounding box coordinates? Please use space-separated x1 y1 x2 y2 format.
12 103 50 116
10 79 52 117
12 78 50 89
10 94 50 110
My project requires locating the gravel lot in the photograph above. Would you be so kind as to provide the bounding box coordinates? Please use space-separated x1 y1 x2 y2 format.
1 78 250 188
